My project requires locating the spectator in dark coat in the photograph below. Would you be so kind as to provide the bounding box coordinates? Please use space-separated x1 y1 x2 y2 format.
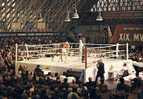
95 59 105 85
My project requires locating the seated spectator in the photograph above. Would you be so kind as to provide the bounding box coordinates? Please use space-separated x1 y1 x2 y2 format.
116 77 129 92
61 78 69 90
128 88 140 99
79 85 88 99
34 65 43 79
138 85 143 99
116 77 129 99
121 63 129 77
85 78 99 99
131 74 142 89
99 84 111 99
67 87 80 99
85 77 96 89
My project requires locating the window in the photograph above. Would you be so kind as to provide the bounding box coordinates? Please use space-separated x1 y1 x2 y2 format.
92 0 143 12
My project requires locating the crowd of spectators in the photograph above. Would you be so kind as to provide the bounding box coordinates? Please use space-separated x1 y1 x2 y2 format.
130 52 143 62
0 36 143 99
1 63 143 99
129 45 143 62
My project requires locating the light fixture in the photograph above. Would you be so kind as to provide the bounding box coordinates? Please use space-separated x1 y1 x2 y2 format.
72 0 79 19
96 11 103 21
72 9 79 19
64 10 71 22
64 0 79 22
90 2 103 21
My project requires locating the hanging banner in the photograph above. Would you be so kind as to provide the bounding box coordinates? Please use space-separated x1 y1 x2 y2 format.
111 24 143 43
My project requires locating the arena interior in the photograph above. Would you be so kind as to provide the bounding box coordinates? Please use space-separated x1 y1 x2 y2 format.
0 0 143 99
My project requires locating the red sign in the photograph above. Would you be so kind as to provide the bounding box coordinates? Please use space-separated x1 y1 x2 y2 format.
103 11 143 19
111 24 143 43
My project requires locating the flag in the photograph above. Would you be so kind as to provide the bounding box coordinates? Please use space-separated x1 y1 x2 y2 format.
107 25 112 38
107 25 113 43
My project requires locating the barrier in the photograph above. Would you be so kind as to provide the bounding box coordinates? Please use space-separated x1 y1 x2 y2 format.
15 43 129 67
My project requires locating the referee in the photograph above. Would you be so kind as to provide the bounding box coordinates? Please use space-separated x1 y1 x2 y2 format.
95 59 105 85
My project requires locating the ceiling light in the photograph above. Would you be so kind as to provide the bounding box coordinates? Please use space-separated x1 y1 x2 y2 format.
96 12 103 21
64 10 71 22
72 9 79 19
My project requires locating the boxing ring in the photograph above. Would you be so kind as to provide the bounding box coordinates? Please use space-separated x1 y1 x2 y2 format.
15 42 135 82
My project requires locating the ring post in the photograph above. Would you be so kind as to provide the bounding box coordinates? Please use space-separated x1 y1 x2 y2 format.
84 47 87 83
126 43 129 60
25 44 29 60
84 47 87 69
116 43 119 58
15 43 18 75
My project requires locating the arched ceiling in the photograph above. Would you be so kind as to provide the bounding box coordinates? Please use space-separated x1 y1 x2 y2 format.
0 0 143 32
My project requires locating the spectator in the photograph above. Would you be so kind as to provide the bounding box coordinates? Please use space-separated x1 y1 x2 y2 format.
67 87 80 99
34 65 43 79
116 77 129 99
138 85 143 99
121 63 129 77
131 74 142 90
99 84 111 99
128 88 139 99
